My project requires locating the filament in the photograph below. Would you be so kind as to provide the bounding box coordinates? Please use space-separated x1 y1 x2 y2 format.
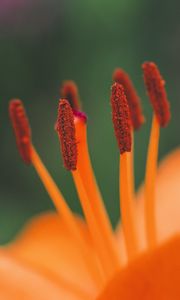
72 169 118 279
145 115 160 249
75 119 121 271
119 151 139 260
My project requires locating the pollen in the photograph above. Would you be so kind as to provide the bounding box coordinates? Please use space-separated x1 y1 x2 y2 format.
61 80 81 111
9 99 31 164
142 62 171 127
113 68 145 130
56 99 77 171
111 83 131 154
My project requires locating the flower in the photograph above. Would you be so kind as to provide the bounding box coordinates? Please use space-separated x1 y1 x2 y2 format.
1 62 180 299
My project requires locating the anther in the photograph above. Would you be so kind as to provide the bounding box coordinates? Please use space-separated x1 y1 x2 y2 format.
113 68 145 130
56 99 77 171
61 80 81 111
9 99 31 164
142 62 171 127
111 83 131 154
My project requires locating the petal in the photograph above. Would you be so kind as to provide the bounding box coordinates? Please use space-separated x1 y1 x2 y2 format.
7 212 100 297
97 235 180 300
0 250 87 300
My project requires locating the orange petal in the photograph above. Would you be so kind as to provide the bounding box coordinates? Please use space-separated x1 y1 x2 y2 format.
0 250 87 300
97 235 180 300
116 148 180 256
7 212 100 297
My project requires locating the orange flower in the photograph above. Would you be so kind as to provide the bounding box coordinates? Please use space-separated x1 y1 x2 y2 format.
2 62 180 300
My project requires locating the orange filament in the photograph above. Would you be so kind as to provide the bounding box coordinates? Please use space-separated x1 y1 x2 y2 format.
144 115 160 248
60 80 81 110
72 170 116 278
120 152 139 259
113 68 145 130
130 132 135 197
30 145 78 228
74 117 121 276
30 145 104 287
9 99 31 164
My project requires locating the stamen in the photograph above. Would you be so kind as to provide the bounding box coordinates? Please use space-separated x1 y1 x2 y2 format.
9 99 31 164
113 68 144 198
61 80 81 111
142 62 171 127
9 100 103 287
142 62 171 249
113 68 145 130
56 99 77 171
144 116 160 249
73 114 122 276
111 83 139 260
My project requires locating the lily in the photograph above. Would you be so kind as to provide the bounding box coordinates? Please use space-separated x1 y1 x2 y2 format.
1 62 179 299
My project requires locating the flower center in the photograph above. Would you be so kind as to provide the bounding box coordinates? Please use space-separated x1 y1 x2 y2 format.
9 62 171 291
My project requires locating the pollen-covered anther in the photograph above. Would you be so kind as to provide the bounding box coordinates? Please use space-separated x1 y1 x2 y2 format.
142 62 171 127
61 80 81 111
9 99 32 164
113 68 145 130
56 99 77 171
111 83 132 154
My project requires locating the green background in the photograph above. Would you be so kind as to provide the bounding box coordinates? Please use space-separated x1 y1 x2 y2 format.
0 0 179 244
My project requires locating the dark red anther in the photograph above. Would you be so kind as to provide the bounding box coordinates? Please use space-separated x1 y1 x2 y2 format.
9 99 31 164
113 68 145 130
142 62 171 127
56 99 77 171
111 83 132 154
61 81 81 111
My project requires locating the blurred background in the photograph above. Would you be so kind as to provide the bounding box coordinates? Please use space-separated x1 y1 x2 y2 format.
0 0 179 244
